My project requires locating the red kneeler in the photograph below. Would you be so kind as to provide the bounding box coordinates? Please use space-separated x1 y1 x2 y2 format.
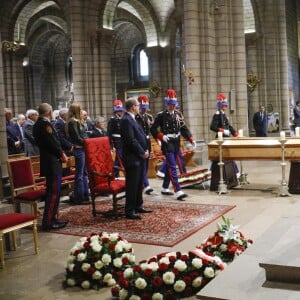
0 213 39 267
84 137 126 217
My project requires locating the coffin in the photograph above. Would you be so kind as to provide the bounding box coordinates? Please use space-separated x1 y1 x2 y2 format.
208 137 300 161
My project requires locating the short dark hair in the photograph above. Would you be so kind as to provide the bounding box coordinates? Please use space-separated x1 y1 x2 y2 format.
125 97 138 110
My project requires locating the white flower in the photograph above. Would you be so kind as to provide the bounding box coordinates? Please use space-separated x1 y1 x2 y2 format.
102 253 112 265
67 255 75 263
173 280 186 292
123 242 132 251
91 241 102 253
109 232 119 241
204 267 215 278
135 277 147 289
129 254 136 263
123 267 134 279
166 252 177 258
67 263 75 272
81 280 90 289
218 224 240 242
152 293 164 300
80 236 88 243
101 232 109 239
192 276 203 288
107 278 116 286
149 261 159 272
90 235 99 242
159 256 170 265
94 260 104 269
81 263 91 272
119 288 129 300
113 257 123 268
219 243 228 252
115 243 123 253
192 258 203 269
103 273 113 283
163 271 175 285
129 295 141 300
174 260 187 272
92 270 102 280
66 278 76 286
77 252 86 262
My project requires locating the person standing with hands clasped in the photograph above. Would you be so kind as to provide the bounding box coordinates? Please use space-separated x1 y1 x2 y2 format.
209 93 239 191
33 103 68 230
120 97 153 220
150 89 196 201
253 105 268 137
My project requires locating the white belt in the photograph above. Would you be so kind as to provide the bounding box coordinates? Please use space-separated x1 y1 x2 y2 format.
112 134 121 138
167 133 180 138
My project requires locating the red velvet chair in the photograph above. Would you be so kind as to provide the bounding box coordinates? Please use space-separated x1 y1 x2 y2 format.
7 158 46 218
0 213 38 267
84 137 126 217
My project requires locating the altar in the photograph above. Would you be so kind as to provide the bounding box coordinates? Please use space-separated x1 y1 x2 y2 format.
208 137 300 194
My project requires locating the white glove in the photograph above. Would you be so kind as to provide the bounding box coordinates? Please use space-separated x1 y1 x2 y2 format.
162 135 169 143
223 129 230 136
192 141 197 149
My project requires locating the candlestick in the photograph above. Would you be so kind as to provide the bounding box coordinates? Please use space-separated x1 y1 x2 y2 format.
296 127 300 137
280 131 286 140
217 132 223 140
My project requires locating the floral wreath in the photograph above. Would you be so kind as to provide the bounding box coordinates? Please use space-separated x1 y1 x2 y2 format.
63 217 252 299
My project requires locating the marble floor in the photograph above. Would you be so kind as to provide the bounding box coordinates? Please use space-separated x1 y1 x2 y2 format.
1 160 300 300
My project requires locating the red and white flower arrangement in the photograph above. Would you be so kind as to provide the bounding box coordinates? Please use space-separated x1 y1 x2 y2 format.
63 232 136 290
198 216 253 263
63 217 252 299
111 250 225 300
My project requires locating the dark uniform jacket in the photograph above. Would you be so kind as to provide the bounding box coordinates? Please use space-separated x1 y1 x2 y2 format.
136 112 153 151
107 114 122 149
54 118 73 152
150 110 192 154
33 116 63 177
210 109 236 137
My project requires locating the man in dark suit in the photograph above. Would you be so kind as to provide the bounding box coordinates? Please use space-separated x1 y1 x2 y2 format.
33 103 68 230
253 105 268 137
120 97 152 219
90 116 107 138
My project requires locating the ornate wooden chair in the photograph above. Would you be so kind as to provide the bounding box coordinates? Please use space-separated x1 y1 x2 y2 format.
0 213 38 267
84 137 126 217
7 157 46 218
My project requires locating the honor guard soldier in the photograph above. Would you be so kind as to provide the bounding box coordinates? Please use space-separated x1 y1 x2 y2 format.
150 89 196 200
136 94 154 195
107 99 125 177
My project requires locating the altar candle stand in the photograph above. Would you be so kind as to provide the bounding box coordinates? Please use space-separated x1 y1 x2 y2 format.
278 137 291 197
216 137 228 195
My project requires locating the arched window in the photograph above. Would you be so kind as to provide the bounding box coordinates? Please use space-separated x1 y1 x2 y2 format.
132 44 149 83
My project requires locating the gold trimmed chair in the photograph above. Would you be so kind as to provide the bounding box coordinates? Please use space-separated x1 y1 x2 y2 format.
0 213 38 267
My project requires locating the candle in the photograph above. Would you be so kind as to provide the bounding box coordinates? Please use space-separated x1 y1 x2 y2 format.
296 127 300 137
217 132 223 140
238 129 243 137
280 131 286 140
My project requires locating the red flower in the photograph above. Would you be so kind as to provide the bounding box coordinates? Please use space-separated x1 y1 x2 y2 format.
109 243 116 250
102 237 109 243
83 241 90 249
158 263 168 271
143 268 153 277
181 253 189 261
140 292 152 300
183 275 192 285
133 265 141 272
152 276 163 288
205 235 223 247
122 257 129 265
111 285 119 297
227 241 245 254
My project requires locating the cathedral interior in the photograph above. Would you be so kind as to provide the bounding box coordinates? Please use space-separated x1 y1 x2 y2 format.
1 0 300 299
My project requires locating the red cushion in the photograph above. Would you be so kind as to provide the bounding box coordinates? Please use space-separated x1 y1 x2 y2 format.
16 189 46 201
93 179 125 194
62 174 75 181
0 213 35 229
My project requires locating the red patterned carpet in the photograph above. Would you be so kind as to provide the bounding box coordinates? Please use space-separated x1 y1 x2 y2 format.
53 199 235 247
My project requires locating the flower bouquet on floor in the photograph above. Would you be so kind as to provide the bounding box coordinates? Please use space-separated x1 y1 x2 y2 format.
198 216 253 263
63 232 136 290
111 250 226 300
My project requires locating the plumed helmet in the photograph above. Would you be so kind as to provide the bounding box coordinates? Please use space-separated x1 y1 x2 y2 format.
113 99 125 112
216 93 228 108
164 89 178 105
138 94 149 110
